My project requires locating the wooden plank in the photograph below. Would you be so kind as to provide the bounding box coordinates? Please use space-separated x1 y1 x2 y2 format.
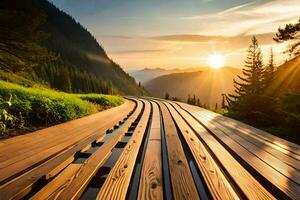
177 103 300 199
0 100 133 163
0 115 119 169
137 102 163 200
96 100 151 200
195 109 300 167
0 101 136 199
46 100 143 200
193 104 300 161
158 102 200 200
187 104 300 159
0 133 100 199
0 100 133 156
179 103 300 158
30 164 82 200
167 102 275 200
188 108 300 178
45 155 74 180
0 100 135 183
164 102 240 200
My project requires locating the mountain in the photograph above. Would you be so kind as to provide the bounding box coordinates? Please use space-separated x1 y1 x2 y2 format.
128 67 204 84
267 56 300 96
32 0 144 95
144 67 242 106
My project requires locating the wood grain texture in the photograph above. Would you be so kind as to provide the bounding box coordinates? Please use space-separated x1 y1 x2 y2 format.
158 101 200 200
96 100 151 200
30 164 82 200
163 101 240 200
178 103 300 199
1 98 299 200
186 107 300 168
138 102 163 200
0 133 101 200
0 100 135 199
179 103 300 158
189 109 300 179
52 100 143 200
169 102 275 200
0 100 134 157
0 100 135 184
45 155 75 180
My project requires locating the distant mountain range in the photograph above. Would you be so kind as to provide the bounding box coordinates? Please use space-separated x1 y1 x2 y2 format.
128 67 204 83
144 56 300 106
32 0 144 95
144 67 242 106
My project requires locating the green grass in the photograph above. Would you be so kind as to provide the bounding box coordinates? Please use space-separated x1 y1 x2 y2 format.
79 94 124 109
0 70 37 87
0 80 123 136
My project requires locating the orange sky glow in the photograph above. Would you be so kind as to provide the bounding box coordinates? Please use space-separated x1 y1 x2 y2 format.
52 0 300 70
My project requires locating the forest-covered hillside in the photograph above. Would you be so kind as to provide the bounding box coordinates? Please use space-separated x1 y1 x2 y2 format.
1 0 144 95
0 0 143 136
32 0 144 95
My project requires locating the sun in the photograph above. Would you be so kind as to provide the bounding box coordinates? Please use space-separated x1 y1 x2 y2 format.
208 54 225 69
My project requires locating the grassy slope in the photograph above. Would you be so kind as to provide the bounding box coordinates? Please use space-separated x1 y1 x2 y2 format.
0 80 124 137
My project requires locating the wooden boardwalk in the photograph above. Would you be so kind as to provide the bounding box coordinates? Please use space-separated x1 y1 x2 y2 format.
0 97 299 200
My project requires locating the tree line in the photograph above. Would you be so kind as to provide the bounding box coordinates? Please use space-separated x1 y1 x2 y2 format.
225 19 300 143
32 61 117 94
0 0 117 95
165 19 300 144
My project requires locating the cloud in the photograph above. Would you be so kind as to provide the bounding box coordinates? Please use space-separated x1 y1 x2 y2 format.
111 49 169 54
151 34 225 43
150 33 274 46
181 0 300 36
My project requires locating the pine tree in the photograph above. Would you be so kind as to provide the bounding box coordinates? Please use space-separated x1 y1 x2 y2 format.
226 37 281 126
196 98 201 107
59 67 72 93
192 95 196 105
263 48 276 88
229 36 264 102
0 0 55 71
274 19 300 56
165 92 170 100
187 94 191 104
221 94 226 109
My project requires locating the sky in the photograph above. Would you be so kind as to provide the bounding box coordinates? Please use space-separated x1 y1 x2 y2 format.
51 0 300 70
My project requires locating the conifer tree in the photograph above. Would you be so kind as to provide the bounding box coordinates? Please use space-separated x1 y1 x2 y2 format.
229 36 265 102
263 48 276 88
59 67 72 93
221 94 226 109
274 19 300 56
226 37 280 126
196 98 201 107
165 92 170 100
192 95 196 105
187 94 191 104
0 0 55 71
